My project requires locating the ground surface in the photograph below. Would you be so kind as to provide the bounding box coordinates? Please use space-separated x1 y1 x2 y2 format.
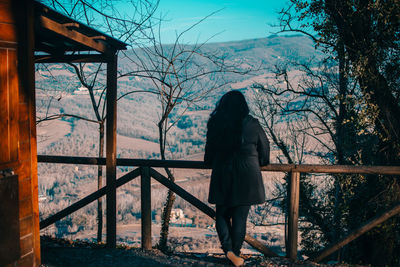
40 236 355 267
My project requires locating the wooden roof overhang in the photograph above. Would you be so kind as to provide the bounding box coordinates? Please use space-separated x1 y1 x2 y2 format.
33 1 127 63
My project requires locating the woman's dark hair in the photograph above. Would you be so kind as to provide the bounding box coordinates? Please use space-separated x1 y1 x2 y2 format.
207 90 249 156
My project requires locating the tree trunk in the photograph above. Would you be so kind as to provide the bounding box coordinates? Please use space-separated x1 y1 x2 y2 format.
332 39 348 260
157 118 176 251
97 122 104 242
325 0 400 163
358 66 400 163
159 189 175 250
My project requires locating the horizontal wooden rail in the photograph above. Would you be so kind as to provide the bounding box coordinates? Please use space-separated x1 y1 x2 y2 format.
40 168 141 229
37 155 400 175
149 168 279 257
261 164 400 175
37 155 207 169
38 155 106 166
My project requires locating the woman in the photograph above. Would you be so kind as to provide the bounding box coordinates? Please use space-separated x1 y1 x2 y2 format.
204 90 270 266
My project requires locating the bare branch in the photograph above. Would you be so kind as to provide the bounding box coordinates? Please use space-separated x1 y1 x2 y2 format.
37 113 100 125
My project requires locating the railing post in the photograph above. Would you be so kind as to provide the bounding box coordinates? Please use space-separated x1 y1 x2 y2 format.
141 166 152 250
106 52 118 248
287 171 300 260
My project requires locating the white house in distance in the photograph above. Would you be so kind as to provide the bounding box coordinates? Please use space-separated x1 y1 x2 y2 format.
75 86 88 95
170 208 192 226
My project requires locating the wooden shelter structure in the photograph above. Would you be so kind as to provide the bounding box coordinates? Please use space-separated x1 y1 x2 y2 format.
0 0 127 265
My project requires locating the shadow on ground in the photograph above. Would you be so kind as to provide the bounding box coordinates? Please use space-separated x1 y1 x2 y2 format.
39 236 335 267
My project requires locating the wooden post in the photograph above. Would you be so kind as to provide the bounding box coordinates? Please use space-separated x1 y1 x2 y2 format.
287 171 300 260
141 167 152 250
106 52 118 248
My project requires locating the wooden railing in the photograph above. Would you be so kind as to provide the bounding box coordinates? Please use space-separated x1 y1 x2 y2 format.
37 155 400 262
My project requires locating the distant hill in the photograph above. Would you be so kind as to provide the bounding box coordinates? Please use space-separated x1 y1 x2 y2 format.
36 34 321 158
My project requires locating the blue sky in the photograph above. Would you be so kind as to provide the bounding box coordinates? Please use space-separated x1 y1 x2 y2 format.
153 0 290 44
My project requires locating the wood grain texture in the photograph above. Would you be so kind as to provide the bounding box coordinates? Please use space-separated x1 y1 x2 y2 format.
18 178 32 201
37 156 400 175
106 54 118 248
287 172 300 260
261 164 400 175
18 141 31 164
0 49 18 165
19 216 33 237
18 120 30 146
18 103 29 121
8 49 18 161
0 23 16 43
0 49 10 163
140 167 152 250
19 234 33 256
19 197 33 220
0 1 13 24
39 16 107 53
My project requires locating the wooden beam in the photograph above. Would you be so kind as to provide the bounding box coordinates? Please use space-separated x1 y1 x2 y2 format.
116 158 208 169
35 54 107 63
311 202 400 262
40 168 140 229
262 164 400 175
140 167 152 250
92 36 107 41
16 0 41 264
37 155 208 169
287 172 300 260
39 15 108 53
106 53 118 248
37 155 106 165
149 168 279 257
37 156 400 175
244 235 279 257
62 23 79 29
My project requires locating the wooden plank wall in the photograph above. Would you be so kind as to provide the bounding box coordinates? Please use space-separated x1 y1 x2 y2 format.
0 0 40 266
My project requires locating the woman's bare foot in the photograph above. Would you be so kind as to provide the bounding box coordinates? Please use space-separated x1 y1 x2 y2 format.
226 251 244 266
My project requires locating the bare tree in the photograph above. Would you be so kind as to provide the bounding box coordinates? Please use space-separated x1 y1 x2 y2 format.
37 0 159 242
251 57 365 255
119 13 251 251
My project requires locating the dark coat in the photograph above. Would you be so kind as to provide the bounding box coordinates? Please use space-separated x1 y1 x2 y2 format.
204 115 270 206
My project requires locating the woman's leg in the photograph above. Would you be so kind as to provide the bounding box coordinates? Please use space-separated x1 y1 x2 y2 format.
215 205 233 253
231 205 250 256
